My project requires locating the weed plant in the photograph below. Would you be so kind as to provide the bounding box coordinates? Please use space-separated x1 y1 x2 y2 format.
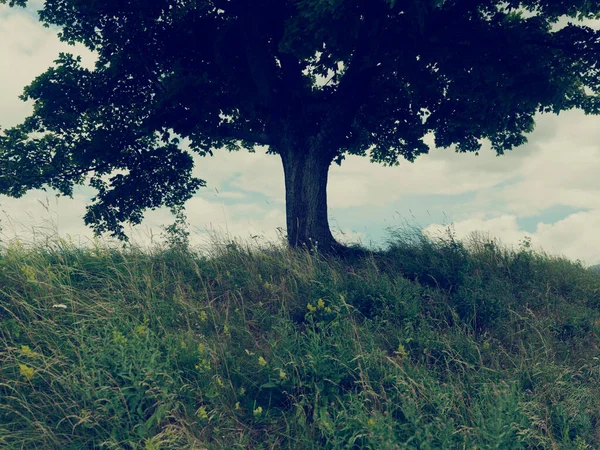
0 228 599 449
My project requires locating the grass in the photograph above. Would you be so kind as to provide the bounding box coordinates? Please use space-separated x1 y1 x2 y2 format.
1 228 599 449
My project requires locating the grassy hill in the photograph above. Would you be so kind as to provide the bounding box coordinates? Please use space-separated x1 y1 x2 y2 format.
1 230 599 449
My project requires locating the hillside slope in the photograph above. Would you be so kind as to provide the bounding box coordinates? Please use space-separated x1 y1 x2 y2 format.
1 233 599 449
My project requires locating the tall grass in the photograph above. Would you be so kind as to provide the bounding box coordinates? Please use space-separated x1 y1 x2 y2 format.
1 228 599 449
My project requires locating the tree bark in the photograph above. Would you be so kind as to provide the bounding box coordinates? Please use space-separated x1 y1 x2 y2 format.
280 145 337 252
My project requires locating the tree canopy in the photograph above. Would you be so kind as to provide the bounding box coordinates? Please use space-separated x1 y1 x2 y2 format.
1 0 599 249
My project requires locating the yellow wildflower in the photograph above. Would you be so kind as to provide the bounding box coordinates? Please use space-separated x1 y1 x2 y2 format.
195 342 211 371
19 363 35 381
317 298 325 309
321 420 333 431
196 406 208 420
235 402 241 410
20 265 35 281
112 331 127 345
258 356 267 367
21 345 41 358
195 357 211 371
279 369 287 380
199 311 207 322
395 343 409 360
307 303 316 312
144 440 160 450
253 406 263 417
367 418 376 427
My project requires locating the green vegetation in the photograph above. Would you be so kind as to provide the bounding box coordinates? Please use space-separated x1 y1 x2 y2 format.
1 230 600 449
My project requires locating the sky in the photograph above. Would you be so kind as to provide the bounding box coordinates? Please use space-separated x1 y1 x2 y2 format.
1 3 600 266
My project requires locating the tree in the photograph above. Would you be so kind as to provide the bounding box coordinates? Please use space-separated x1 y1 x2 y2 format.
1 0 599 252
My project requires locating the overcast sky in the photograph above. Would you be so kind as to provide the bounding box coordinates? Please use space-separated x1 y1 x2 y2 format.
1 3 600 265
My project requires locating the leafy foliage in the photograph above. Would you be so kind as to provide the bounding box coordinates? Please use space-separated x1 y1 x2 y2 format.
1 0 600 239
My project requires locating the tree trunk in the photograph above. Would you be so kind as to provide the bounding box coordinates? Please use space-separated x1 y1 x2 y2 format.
280 146 337 251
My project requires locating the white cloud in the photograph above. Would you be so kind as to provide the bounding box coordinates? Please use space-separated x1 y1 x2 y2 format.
0 4 96 128
328 146 516 208
463 111 600 216
188 147 286 203
533 211 600 265
425 214 531 250
182 196 285 243
0 190 286 249
553 16 600 31
0 191 95 244
424 210 600 266
192 137 522 210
